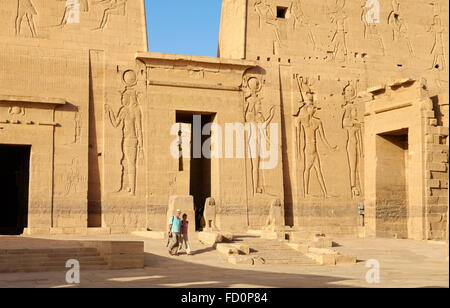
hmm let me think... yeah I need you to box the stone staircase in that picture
[226,235,318,265]
[0,247,109,273]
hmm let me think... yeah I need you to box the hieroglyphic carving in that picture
[8,106,25,116]
[342,82,364,198]
[387,0,415,56]
[105,69,143,195]
[361,0,385,55]
[72,106,82,144]
[93,0,127,30]
[254,0,282,54]
[290,0,316,50]
[327,0,348,61]
[293,76,337,198]
[427,3,446,71]
[243,75,275,195]
[15,0,38,37]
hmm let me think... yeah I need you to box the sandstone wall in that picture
[219,0,449,238]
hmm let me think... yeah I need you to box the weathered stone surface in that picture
[228,256,255,265]
[132,231,166,240]
[0,0,447,244]
[216,243,239,256]
[80,241,145,270]
[336,255,357,265]
[287,243,310,254]
[198,232,223,247]
[232,243,251,255]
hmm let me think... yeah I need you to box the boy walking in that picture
[180,214,192,255]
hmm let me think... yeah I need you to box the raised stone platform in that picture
[0,236,144,273]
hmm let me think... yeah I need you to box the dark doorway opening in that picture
[0,145,30,235]
[176,112,213,231]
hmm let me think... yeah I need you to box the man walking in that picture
[168,209,182,256]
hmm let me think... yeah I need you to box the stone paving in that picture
[0,235,448,288]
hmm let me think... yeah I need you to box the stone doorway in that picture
[176,112,213,231]
[0,144,30,235]
[375,129,409,239]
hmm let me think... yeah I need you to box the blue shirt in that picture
[169,216,182,233]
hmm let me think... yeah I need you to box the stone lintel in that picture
[136,52,257,69]
[0,94,66,106]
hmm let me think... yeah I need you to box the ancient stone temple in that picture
[0,0,448,241]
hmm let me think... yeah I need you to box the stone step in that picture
[0,257,107,265]
[0,247,109,273]
[0,248,97,255]
[0,264,110,273]
[0,254,102,263]
[225,237,318,266]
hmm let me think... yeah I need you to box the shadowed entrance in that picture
[176,112,213,231]
[0,145,30,235]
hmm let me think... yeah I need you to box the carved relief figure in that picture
[388,0,415,56]
[105,70,143,195]
[56,0,89,27]
[327,0,348,61]
[290,0,316,50]
[387,0,400,24]
[342,82,364,198]
[361,0,385,55]
[15,0,38,37]
[427,13,446,71]
[65,158,83,195]
[254,0,282,53]
[93,0,127,30]
[243,76,275,195]
[293,76,337,198]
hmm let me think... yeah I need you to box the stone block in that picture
[216,244,239,256]
[336,255,357,265]
[433,152,449,163]
[320,254,337,265]
[438,126,449,137]
[87,228,111,235]
[427,162,448,172]
[132,231,166,239]
[80,241,145,270]
[22,228,51,235]
[228,256,254,265]
[260,230,279,240]
[198,231,223,246]
[231,243,250,255]
[287,243,310,254]
[308,248,337,255]
[247,230,263,236]
[427,179,441,189]
[312,237,333,248]
[290,231,323,242]
[221,232,234,242]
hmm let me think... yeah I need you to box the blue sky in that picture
[145,0,222,57]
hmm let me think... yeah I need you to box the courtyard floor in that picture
[0,234,448,288]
